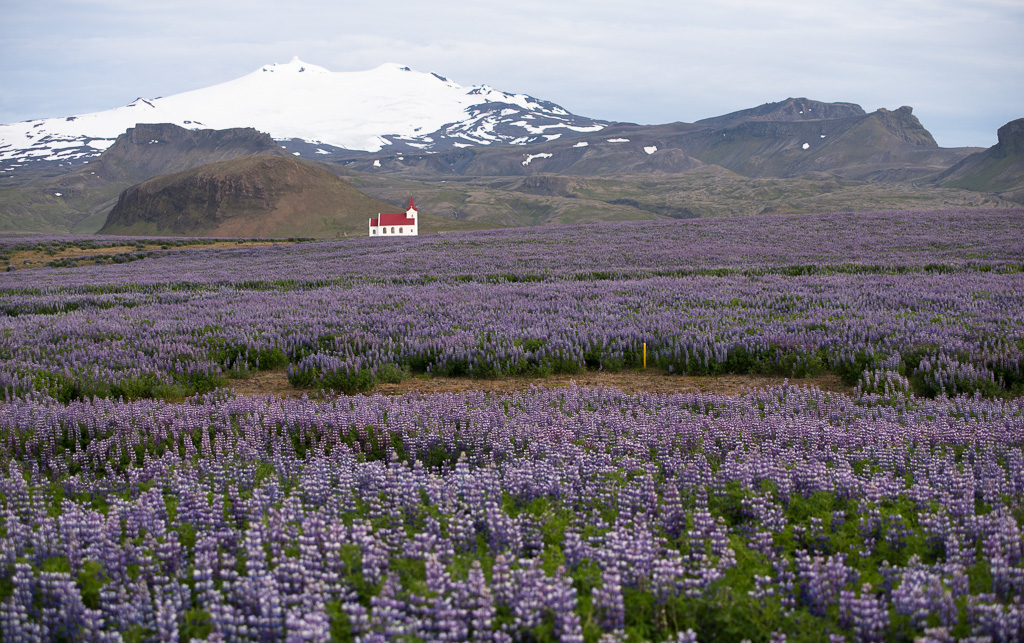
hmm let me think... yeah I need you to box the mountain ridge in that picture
[694,97,866,128]
[0,58,607,177]
[331,103,974,181]
[0,59,997,188]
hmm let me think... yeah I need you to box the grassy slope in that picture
[940,155,1024,201]
[0,181,123,233]
[345,166,1017,226]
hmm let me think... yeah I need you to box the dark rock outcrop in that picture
[92,123,289,184]
[993,118,1024,157]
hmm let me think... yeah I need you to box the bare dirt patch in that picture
[6,240,296,270]
[223,368,853,399]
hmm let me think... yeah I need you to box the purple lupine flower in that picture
[839,583,889,642]
[592,567,625,630]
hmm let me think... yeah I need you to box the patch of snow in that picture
[293,151,301,156]
[522,152,553,166]
[644,146,658,155]
[54,192,62,197]
[802,143,810,150]
[820,134,826,138]
[573,141,589,148]
[607,138,629,143]
[373,159,381,167]
[316,148,330,154]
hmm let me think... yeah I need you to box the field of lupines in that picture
[1,208,1023,641]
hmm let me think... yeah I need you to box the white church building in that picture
[369,198,419,237]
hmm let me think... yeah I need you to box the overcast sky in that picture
[2,0,1021,148]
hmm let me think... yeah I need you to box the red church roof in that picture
[370,198,417,227]
[370,212,415,227]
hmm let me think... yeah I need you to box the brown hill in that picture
[99,154,484,237]
[0,123,290,233]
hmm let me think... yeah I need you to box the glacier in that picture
[0,58,607,176]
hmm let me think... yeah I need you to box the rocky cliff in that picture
[92,123,289,184]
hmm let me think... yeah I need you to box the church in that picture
[369,198,418,237]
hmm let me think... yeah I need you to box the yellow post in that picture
[643,343,647,369]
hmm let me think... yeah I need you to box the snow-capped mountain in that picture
[0,58,607,176]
